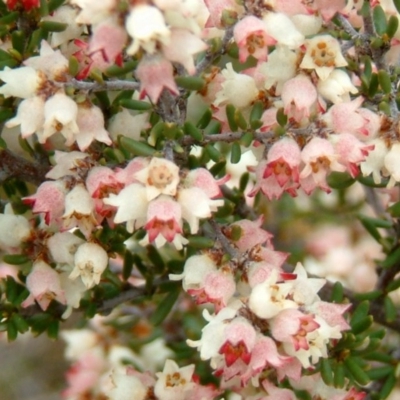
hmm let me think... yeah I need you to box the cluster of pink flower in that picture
[61,326,221,400]
[169,217,364,399]
[0,0,397,398]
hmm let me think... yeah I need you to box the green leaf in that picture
[386,15,399,38]
[388,201,400,217]
[250,101,264,122]
[119,98,152,111]
[47,319,59,339]
[105,60,137,77]
[48,0,65,13]
[196,108,212,129]
[330,281,344,303]
[384,295,397,322]
[380,247,400,269]
[175,76,205,91]
[358,214,382,242]
[183,121,203,141]
[380,373,396,400]
[39,21,68,32]
[378,70,392,94]
[367,365,393,380]
[350,315,373,335]
[368,73,379,97]
[150,288,180,326]
[334,362,345,388]
[230,142,241,164]
[327,172,355,189]
[373,5,388,35]
[120,137,155,157]
[239,132,253,147]
[0,11,19,25]
[205,144,222,162]
[3,254,30,265]
[386,277,400,292]
[350,301,369,325]
[204,120,221,135]
[11,30,25,55]
[146,246,165,274]
[276,107,287,127]
[7,319,18,342]
[344,357,370,385]
[226,104,238,131]
[122,250,134,281]
[11,314,29,334]
[394,0,400,14]
[320,358,333,385]
[235,109,247,130]
[354,290,382,301]
[187,236,215,249]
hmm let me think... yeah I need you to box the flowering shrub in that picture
[1,0,400,399]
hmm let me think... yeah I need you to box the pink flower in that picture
[228,216,272,252]
[332,133,374,178]
[162,28,207,75]
[75,103,112,150]
[300,137,345,194]
[22,260,66,311]
[234,16,273,63]
[23,180,67,225]
[271,309,320,351]
[258,138,302,194]
[140,196,188,250]
[281,75,318,122]
[136,54,179,103]
[323,97,380,139]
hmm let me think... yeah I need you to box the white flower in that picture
[178,187,224,234]
[108,108,149,142]
[103,183,148,233]
[154,359,195,400]
[0,205,31,250]
[259,46,297,94]
[361,138,388,184]
[24,40,68,80]
[0,66,40,98]
[42,92,79,144]
[69,242,108,288]
[248,270,297,319]
[126,4,170,55]
[6,96,45,138]
[46,151,89,180]
[214,63,258,109]
[134,157,180,201]
[384,142,400,188]
[263,12,304,49]
[106,371,147,400]
[47,232,85,265]
[62,184,97,237]
[300,35,347,81]
[317,69,358,104]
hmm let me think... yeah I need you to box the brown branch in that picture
[0,149,50,186]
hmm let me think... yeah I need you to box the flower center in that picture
[148,165,174,189]
[246,33,265,54]
[166,372,186,387]
[310,41,336,68]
